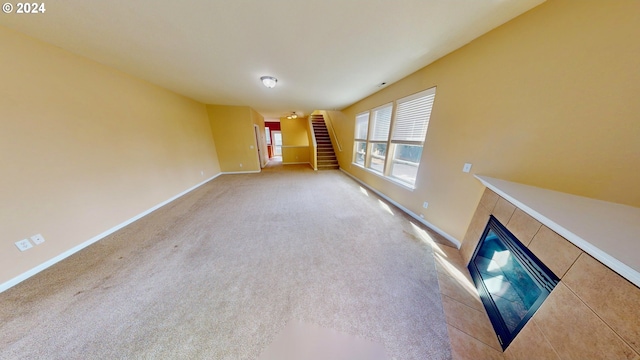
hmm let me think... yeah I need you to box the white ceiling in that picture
[1,0,544,119]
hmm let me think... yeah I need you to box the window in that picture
[351,87,436,188]
[389,88,436,186]
[367,104,392,173]
[353,112,369,166]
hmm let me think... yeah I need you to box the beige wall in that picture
[337,0,640,243]
[250,108,268,168]
[206,105,260,172]
[0,26,220,286]
[280,116,310,146]
[280,116,310,164]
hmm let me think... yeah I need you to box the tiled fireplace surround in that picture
[436,188,640,359]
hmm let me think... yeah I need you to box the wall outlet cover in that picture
[31,234,45,245]
[15,239,33,251]
[423,201,429,209]
[463,163,472,173]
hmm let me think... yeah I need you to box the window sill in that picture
[351,163,416,191]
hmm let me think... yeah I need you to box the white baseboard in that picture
[221,170,261,174]
[340,169,461,248]
[0,173,222,293]
[282,162,311,165]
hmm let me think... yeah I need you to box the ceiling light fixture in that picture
[260,76,277,88]
[286,112,298,119]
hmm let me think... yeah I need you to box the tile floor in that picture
[430,241,505,360]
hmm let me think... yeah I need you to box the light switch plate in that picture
[463,163,472,173]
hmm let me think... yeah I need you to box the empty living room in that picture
[1,1,639,359]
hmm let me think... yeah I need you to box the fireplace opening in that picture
[468,215,559,350]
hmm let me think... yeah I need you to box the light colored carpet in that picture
[0,164,452,359]
[257,321,388,360]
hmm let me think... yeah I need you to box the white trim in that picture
[475,175,640,288]
[221,170,261,175]
[341,169,460,248]
[308,116,318,171]
[351,162,416,191]
[0,173,222,294]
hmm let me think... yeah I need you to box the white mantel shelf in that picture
[475,175,640,288]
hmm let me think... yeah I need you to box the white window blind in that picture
[355,112,369,140]
[370,104,393,141]
[392,89,436,142]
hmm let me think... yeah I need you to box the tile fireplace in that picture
[468,215,558,350]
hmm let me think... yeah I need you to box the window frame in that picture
[387,88,436,187]
[353,111,370,167]
[351,87,436,189]
[366,103,393,174]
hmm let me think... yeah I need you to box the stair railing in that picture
[320,111,342,152]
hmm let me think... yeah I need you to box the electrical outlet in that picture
[463,163,472,173]
[200,170,204,176]
[239,163,243,167]
[423,201,429,209]
[15,239,33,251]
[31,234,45,245]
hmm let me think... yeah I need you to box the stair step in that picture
[311,114,338,170]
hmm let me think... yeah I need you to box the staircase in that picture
[311,114,339,170]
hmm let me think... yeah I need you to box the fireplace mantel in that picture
[475,175,640,288]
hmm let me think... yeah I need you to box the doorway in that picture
[272,131,282,156]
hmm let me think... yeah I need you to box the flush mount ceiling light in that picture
[286,112,298,119]
[260,76,277,88]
